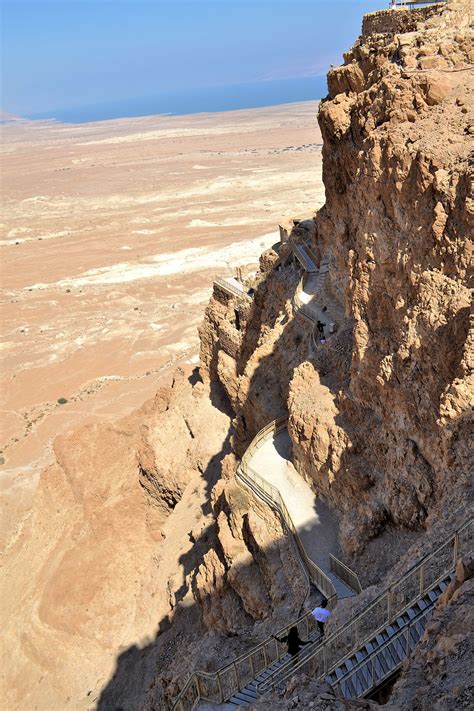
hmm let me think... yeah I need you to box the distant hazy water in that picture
[27,76,328,124]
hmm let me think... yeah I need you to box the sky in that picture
[1,0,382,119]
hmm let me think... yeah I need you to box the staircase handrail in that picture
[390,1,444,7]
[213,277,251,301]
[239,461,337,603]
[238,418,337,603]
[170,600,319,710]
[330,602,433,696]
[257,515,473,697]
[170,418,336,711]
[293,244,317,273]
[330,554,363,595]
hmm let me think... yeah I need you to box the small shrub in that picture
[57,397,68,405]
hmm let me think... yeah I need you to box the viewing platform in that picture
[213,276,251,301]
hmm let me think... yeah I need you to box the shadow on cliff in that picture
[233,243,313,446]
[96,363,313,710]
[94,521,310,711]
[96,227,353,711]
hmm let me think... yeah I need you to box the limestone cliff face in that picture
[295,0,473,551]
[201,0,473,555]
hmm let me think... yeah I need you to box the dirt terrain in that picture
[0,101,324,548]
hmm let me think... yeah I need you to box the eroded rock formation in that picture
[2,2,472,710]
[201,0,473,557]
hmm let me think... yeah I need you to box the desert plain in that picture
[1,100,324,710]
[1,100,323,549]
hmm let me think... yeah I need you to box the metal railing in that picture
[390,0,444,6]
[171,418,342,711]
[331,602,432,698]
[256,516,473,698]
[293,244,317,273]
[170,604,321,711]
[330,554,363,595]
[238,419,337,603]
[292,250,329,326]
[213,277,251,301]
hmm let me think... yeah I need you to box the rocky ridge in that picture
[201,0,473,555]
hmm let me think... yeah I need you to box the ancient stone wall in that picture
[362,5,443,37]
[218,325,242,360]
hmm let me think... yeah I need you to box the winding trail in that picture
[246,427,353,599]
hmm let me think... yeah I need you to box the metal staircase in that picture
[226,623,323,707]
[327,578,449,699]
[225,575,449,706]
[293,244,317,273]
[256,576,452,704]
[294,256,329,326]
[171,517,471,710]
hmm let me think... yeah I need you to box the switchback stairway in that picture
[231,575,451,705]
[171,517,472,710]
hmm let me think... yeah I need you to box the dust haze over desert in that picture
[1,103,323,541]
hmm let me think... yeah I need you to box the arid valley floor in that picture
[1,101,324,549]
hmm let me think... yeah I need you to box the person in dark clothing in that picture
[272,626,310,661]
[316,320,326,344]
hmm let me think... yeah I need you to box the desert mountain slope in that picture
[1,1,473,710]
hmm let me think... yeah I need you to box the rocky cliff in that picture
[2,2,472,710]
[194,2,473,704]
[1,363,309,710]
[106,2,473,707]
[201,0,473,557]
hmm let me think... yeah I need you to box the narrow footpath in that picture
[248,428,353,598]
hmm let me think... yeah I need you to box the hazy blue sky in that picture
[1,0,381,118]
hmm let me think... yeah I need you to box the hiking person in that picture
[272,626,310,661]
[316,320,326,344]
[311,599,331,637]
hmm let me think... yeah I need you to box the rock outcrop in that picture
[114,3,474,706]
[1,369,232,709]
[201,0,473,558]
